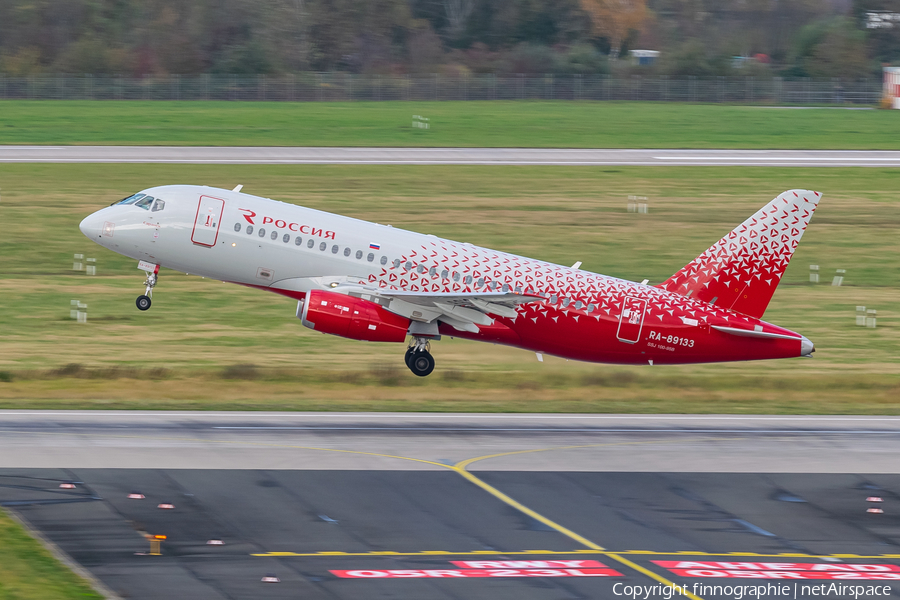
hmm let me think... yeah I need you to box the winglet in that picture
[659,190,821,319]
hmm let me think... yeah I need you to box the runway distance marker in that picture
[452,560,608,568]
[655,561,900,581]
[331,568,623,579]
[668,570,900,580]
[654,561,900,572]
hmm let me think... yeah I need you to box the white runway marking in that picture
[2,147,900,166]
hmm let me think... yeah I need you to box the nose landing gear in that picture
[136,261,159,311]
[405,338,435,377]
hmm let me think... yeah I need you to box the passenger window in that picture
[134,196,154,210]
[393,259,401,268]
[550,295,558,303]
[587,303,595,313]
[476,278,484,287]
[464,275,473,284]
[234,223,242,233]
[502,283,509,292]
[259,228,266,238]
[344,247,351,257]
[417,265,425,274]
[271,231,278,240]
[381,256,388,265]
[332,245,339,254]
[307,239,315,248]
[295,236,303,246]
[367,253,375,262]
[441,269,449,279]
[562,298,570,307]
[429,267,436,277]
[356,250,363,259]
[151,199,165,212]
[283,233,290,243]
[405,262,412,271]
[514,286,522,293]
[453,272,460,282]
[320,242,327,251]
[246,225,254,235]
[575,301,584,310]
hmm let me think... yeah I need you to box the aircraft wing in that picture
[357,289,545,333]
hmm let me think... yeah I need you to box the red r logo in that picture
[238,208,256,224]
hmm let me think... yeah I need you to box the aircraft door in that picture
[191,196,225,247]
[616,296,647,344]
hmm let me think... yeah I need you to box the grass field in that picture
[0,509,102,599]
[0,163,897,413]
[1,101,899,148]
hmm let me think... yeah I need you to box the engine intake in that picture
[299,289,410,343]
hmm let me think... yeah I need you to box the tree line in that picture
[0,0,896,79]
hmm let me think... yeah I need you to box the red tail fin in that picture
[659,189,821,319]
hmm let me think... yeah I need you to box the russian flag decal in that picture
[369,243,381,250]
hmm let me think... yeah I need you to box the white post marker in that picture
[809,264,819,283]
[86,257,96,276]
[76,302,87,323]
[832,269,845,286]
[866,309,877,329]
[628,195,647,214]
[856,306,866,326]
[73,253,84,271]
[70,300,79,320]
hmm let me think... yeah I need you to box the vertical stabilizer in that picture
[659,189,821,319]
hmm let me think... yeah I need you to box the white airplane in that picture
[80,185,817,376]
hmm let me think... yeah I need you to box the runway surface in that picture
[4,411,900,471]
[3,146,900,166]
[3,412,900,600]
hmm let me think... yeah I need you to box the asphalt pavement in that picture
[2,146,900,166]
[2,412,900,599]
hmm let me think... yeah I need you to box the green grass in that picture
[0,163,897,413]
[0,510,102,599]
[1,100,899,148]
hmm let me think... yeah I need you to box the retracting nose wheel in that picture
[405,338,435,377]
[136,262,159,311]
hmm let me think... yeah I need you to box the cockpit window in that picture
[114,193,145,206]
[151,199,165,212]
[134,196,155,210]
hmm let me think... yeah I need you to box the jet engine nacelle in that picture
[299,289,410,343]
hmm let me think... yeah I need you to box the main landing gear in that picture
[405,338,435,377]
[136,268,158,311]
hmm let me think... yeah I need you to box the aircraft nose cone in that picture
[79,214,99,239]
[800,336,815,357]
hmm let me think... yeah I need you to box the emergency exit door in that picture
[191,196,225,247]
[616,296,647,344]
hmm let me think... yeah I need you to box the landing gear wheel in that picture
[408,351,435,377]
[136,295,152,311]
[404,347,416,369]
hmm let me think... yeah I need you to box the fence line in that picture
[0,74,882,104]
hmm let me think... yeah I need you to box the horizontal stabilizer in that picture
[659,189,821,319]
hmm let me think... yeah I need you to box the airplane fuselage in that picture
[80,185,813,368]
